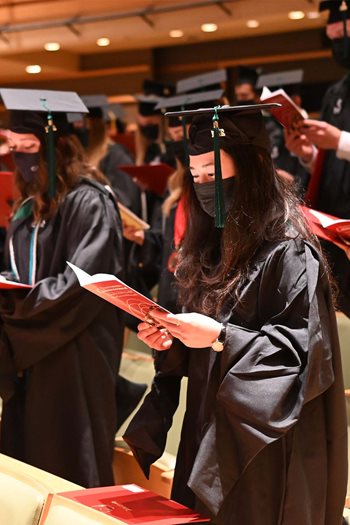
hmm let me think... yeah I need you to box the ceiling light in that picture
[246,19,260,29]
[96,37,110,47]
[44,42,60,51]
[201,23,218,33]
[307,11,321,19]
[25,65,41,74]
[288,11,305,20]
[169,29,184,38]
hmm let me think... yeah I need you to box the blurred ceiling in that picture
[0,0,328,81]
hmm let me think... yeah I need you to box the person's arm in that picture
[336,130,350,161]
[0,187,124,372]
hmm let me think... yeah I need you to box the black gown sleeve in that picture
[187,240,343,515]
[0,187,123,372]
[123,340,188,477]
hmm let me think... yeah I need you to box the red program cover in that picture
[261,93,304,130]
[119,164,174,197]
[58,484,210,524]
[301,205,350,252]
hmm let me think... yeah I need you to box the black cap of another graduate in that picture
[81,94,109,119]
[256,69,304,97]
[0,88,88,197]
[137,80,175,116]
[156,89,224,127]
[236,66,259,88]
[2,88,88,139]
[176,69,227,94]
[320,0,350,23]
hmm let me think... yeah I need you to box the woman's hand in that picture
[284,127,314,163]
[122,225,145,245]
[137,322,174,351]
[145,309,222,349]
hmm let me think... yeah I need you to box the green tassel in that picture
[181,103,189,167]
[40,98,57,198]
[212,106,225,228]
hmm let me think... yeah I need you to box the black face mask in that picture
[331,37,350,69]
[193,178,236,218]
[13,151,40,183]
[140,124,159,141]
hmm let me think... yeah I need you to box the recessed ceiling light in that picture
[288,11,305,20]
[201,23,218,33]
[96,37,110,47]
[44,42,60,51]
[246,19,260,28]
[307,11,321,19]
[169,29,184,38]
[25,65,41,74]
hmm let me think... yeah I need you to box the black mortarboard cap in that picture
[0,88,88,197]
[320,0,350,23]
[81,94,109,119]
[156,89,224,126]
[256,69,304,97]
[176,69,227,94]
[143,79,174,97]
[236,66,259,87]
[165,103,279,228]
[136,94,163,117]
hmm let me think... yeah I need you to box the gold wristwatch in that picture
[211,323,227,352]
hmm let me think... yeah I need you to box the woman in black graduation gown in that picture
[124,106,348,524]
[0,91,125,487]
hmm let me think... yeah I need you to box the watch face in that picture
[211,340,224,352]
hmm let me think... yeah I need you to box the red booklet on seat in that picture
[54,484,210,524]
[119,164,174,197]
[301,205,350,253]
[67,262,170,324]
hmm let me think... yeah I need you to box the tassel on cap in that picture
[211,106,225,229]
[40,98,57,198]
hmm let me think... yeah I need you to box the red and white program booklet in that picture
[0,275,32,290]
[52,484,210,524]
[260,86,305,130]
[67,262,170,323]
[301,205,350,253]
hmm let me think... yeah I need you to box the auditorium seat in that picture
[0,454,82,525]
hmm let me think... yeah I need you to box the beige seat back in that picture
[0,467,48,525]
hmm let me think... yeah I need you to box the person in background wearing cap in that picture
[124,105,347,524]
[234,66,310,195]
[0,89,125,487]
[286,0,350,318]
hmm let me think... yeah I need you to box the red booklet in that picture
[260,86,305,130]
[112,133,136,157]
[53,484,210,524]
[301,205,350,253]
[119,164,174,197]
[0,276,32,289]
[0,171,18,228]
[67,262,170,323]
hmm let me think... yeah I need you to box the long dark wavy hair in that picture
[175,143,321,317]
[13,134,108,222]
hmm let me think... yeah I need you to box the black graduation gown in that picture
[124,238,348,525]
[99,143,141,215]
[0,178,125,487]
[314,74,350,315]
[264,116,309,196]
